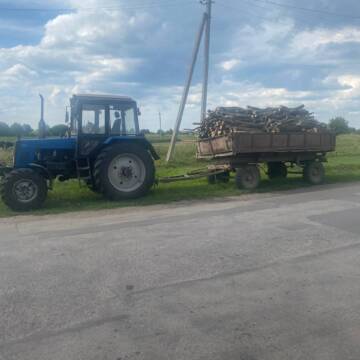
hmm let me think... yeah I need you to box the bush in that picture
[49,124,68,137]
[0,122,11,137]
[328,117,349,135]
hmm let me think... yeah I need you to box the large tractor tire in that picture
[1,168,48,211]
[93,143,155,200]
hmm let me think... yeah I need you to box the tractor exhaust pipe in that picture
[38,94,46,139]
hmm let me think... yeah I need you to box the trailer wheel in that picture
[94,143,155,200]
[1,169,48,211]
[235,165,260,190]
[303,161,325,185]
[267,162,287,179]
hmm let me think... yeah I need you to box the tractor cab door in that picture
[77,103,108,158]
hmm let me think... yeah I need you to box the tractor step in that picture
[76,158,92,186]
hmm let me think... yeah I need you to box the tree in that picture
[10,123,24,137]
[328,117,349,135]
[22,124,33,136]
[0,122,10,137]
[49,124,68,137]
[140,129,151,135]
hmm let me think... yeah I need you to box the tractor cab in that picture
[69,94,142,158]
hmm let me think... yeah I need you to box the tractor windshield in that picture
[81,104,106,134]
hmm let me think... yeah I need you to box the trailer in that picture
[195,132,336,189]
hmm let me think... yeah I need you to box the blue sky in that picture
[0,0,360,130]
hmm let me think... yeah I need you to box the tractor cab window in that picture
[110,104,137,136]
[81,104,106,134]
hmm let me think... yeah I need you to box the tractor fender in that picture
[29,163,54,189]
[147,142,160,160]
[104,138,160,160]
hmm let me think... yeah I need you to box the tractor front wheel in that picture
[1,169,48,211]
[94,144,155,200]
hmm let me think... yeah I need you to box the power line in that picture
[221,1,312,27]
[0,0,195,13]
[247,0,360,20]
[221,0,359,28]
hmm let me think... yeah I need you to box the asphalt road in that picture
[1,183,360,360]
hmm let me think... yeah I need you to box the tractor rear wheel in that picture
[93,144,155,200]
[1,168,48,211]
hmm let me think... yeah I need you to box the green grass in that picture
[0,134,360,217]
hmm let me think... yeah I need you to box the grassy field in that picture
[0,134,359,217]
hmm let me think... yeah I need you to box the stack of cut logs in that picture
[196,105,327,139]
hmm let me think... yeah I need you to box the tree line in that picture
[0,117,358,138]
[0,122,68,137]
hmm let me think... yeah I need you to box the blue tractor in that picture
[0,94,159,211]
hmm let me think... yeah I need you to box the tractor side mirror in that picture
[137,108,141,116]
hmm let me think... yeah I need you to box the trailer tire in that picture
[94,143,155,200]
[303,161,325,185]
[1,168,48,211]
[235,165,260,190]
[268,162,287,179]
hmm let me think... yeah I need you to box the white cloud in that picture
[222,19,360,66]
[219,59,241,71]
[1,1,360,130]
[0,3,163,126]
[292,27,360,52]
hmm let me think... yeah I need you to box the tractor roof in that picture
[72,94,136,103]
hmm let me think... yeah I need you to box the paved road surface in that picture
[1,183,360,360]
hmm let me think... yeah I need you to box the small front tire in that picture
[303,161,325,185]
[235,165,260,190]
[1,169,48,211]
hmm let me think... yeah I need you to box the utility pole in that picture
[158,111,162,136]
[201,0,212,123]
[166,0,212,162]
[38,94,46,139]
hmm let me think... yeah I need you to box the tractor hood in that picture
[14,137,77,168]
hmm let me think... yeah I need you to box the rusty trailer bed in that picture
[197,132,336,159]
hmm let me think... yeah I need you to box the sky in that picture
[0,0,360,131]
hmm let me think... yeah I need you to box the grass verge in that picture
[0,134,359,217]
